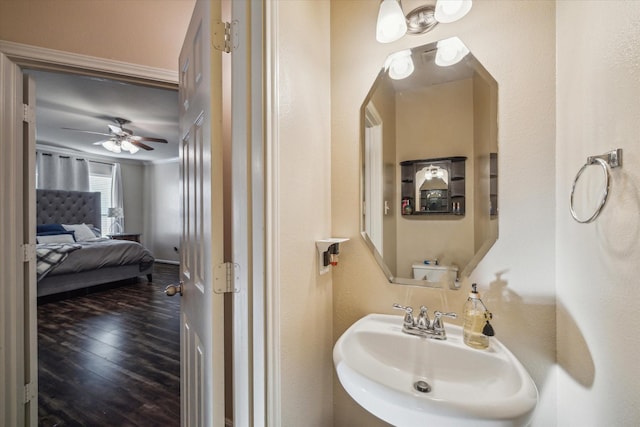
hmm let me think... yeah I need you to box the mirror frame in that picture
[359,39,499,289]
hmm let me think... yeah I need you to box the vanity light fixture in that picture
[435,36,469,66]
[386,49,415,80]
[376,0,473,44]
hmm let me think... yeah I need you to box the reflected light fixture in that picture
[386,49,415,80]
[376,0,473,43]
[435,36,470,66]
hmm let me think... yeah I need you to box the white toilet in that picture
[412,263,458,283]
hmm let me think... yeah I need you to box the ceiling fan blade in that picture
[107,124,126,136]
[132,136,168,144]
[62,127,112,137]
[129,140,154,151]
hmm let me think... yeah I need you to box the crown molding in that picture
[0,40,178,86]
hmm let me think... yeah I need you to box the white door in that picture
[0,53,38,427]
[177,0,226,425]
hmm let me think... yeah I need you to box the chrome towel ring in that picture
[570,149,622,223]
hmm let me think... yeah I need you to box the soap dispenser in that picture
[462,283,494,349]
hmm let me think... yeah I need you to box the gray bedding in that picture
[44,238,154,277]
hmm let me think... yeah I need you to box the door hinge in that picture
[24,383,35,404]
[212,20,239,53]
[214,262,240,294]
[21,243,36,263]
[22,103,35,123]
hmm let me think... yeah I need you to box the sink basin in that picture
[333,314,538,427]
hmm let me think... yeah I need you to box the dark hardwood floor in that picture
[38,263,181,427]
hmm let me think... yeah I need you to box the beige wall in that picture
[331,1,557,426]
[275,0,333,425]
[0,0,194,72]
[556,2,640,425]
[395,79,475,277]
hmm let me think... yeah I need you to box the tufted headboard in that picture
[36,189,102,231]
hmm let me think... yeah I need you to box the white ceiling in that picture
[26,69,179,163]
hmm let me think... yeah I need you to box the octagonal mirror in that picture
[360,38,498,289]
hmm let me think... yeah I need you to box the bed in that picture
[36,189,154,297]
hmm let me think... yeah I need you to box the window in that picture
[88,162,114,236]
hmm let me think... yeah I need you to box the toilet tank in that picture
[412,263,458,282]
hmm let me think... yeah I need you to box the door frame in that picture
[0,38,268,425]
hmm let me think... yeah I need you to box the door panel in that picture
[179,0,226,426]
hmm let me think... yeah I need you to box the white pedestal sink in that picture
[333,314,538,427]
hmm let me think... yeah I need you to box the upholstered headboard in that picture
[36,189,102,231]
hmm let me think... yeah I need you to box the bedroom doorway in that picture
[29,70,183,425]
[2,42,185,426]
[1,0,266,424]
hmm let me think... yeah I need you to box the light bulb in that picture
[434,0,472,24]
[387,49,415,80]
[376,0,407,43]
[435,37,470,67]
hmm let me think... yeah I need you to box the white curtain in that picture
[36,151,90,191]
[111,163,125,232]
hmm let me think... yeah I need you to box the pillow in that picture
[83,223,102,237]
[36,223,66,234]
[37,230,76,240]
[37,233,76,244]
[62,223,97,242]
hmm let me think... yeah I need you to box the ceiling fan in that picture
[63,117,168,154]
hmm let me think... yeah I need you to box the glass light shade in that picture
[435,37,470,67]
[434,0,472,24]
[121,139,133,151]
[376,0,408,43]
[102,139,120,153]
[387,49,415,80]
[119,139,140,154]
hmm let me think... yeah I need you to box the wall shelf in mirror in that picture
[400,156,466,216]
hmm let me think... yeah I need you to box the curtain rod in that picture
[39,152,114,166]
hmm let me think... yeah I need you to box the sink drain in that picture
[414,380,431,393]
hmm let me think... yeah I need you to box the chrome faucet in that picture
[392,303,457,340]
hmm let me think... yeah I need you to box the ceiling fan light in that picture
[102,139,117,152]
[121,139,133,151]
[128,144,140,154]
[434,0,472,24]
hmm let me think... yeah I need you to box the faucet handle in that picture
[432,311,457,331]
[392,303,415,327]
